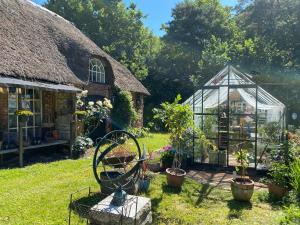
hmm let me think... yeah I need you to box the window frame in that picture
[89,58,106,84]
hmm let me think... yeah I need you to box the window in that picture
[89,59,105,83]
[7,88,42,146]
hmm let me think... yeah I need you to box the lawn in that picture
[0,133,284,225]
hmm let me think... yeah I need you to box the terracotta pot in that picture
[268,183,288,198]
[52,130,60,140]
[231,178,254,202]
[166,168,186,188]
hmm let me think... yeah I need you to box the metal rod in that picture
[255,85,258,169]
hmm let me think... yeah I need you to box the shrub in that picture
[160,145,176,168]
[72,136,94,154]
[290,159,300,197]
[281,205,300,225]
[128,127,151,138]
[268,162,290,189]
[111,90,137,129]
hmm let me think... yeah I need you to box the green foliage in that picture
[153,94,193,144]
[72,135,93,153]
[111,90,137,129]
[281,205,300,225]
[290,159,300,197]
[268,162,290,189]
[128,127,151,138]
[75,90,112,136]
[45,0,160,80]
[160,149,175,168]
[234,148,249,179]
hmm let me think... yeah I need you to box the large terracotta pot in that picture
[231,178,254,202]
[166,168,186,188]
[268,183,288,198]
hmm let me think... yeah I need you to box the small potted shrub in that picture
[153,95,193,188]
[72,135,93,159]
[267,162,289,198]
[15,109,33,123]
[231,148,254,201]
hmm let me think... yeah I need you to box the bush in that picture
[128,127,151,138]
[111,90,137,129]
[160,145,176,168]
[268,162,290,189]
[290,159,300,197]
[72,136,94,154]
[281,205,300,225]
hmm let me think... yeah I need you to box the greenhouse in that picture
[185,65,286,170]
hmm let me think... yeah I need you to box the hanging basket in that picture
[18,115,29,124]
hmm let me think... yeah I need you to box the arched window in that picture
[89,59,105,83]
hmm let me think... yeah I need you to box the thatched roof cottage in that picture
[0,0,149,157]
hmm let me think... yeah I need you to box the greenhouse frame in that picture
[185,65,286,170]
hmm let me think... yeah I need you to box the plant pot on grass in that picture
[268,183,288,198]
[230,146,254,202]
[166,168,186,188]
[231,178,254,201]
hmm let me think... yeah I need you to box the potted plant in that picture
[231,147,254,201]
[266,162,289,198]
[153,95,193,188]
[72,135,93,159]
[138,161,154,192]
[160,145,175,170]
[15,109,33,123]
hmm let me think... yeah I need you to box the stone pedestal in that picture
[89,194,152,225]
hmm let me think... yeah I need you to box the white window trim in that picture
[89,59,105,84]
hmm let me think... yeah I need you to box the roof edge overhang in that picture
[0,77,82,93]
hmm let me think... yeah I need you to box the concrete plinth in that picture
[89,194,152,225]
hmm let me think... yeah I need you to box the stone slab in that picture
[89,194,152,225]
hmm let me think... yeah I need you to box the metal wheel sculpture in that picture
[93,130,144,200]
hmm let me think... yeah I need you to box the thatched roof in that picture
[0,0,149,95]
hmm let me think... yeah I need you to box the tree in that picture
[45,0,160,80]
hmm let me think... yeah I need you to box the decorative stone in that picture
[89,194,152,225]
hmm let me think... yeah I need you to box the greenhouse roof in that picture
[185,65,285,112]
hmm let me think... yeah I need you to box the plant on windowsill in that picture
[231,145,254,202]
[15,109,33,123]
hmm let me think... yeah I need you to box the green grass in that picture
[0,133,284,224]
[138,132,170,153]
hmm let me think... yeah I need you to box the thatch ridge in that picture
[0,0,149,94]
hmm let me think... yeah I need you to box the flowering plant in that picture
[75,90,112,136]
[15,109,33,116]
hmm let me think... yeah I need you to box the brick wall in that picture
[86,83,111,98]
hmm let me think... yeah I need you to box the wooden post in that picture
[18,123,24,167]
[70,121,76,159]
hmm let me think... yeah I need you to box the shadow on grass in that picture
[227,199,252,220]
[195,183,216,205]
[257,191,285,209]
[69,192,105,219]
[162,183,182,194]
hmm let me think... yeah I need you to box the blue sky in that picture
[33,0,237,36]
